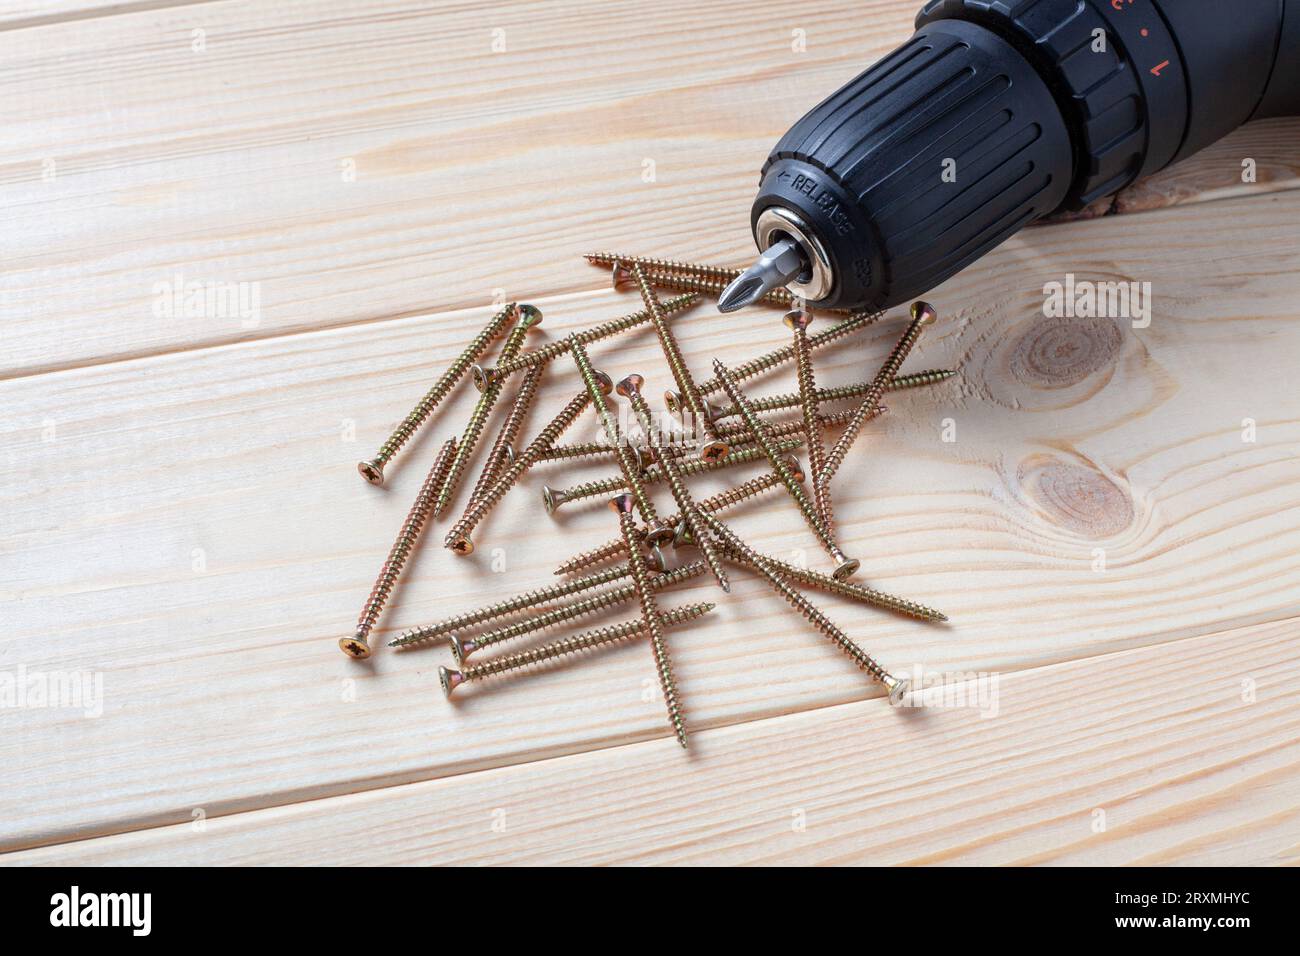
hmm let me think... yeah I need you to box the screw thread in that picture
[365,304,515,475]
[553,470,788,576]
[493,294,698,379]
[570,336,659,524]
[445,389,592,551]
[465,363,544,510]
[713,369,955,420]
[390,561,635,647]
[821,312,932,485]
[469,561,706,655]
[695,311,881,397]
[618,509,688,748]
[586,252,739,281]
[742,548,947,622]
[457,602,716,686]
[348,436,457,653]
[791,320,832,531]
[701,513,896,687]
[549,439,801,509]
[628,264,724,454]
[711,359,856,577]
[433,320,534,517]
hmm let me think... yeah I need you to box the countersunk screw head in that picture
[439,666,465,699]
[517,303,544,328]
[784,454,805,483]
[699,440,730,464]
[610,493,636,515]
[664,390,682,414]
[339,633,372,659]
[645,518,675,546]
[471,363,497,392]
[887,676,912,706]
[782,309,814,331]
[911,300,937,326]
[647,544,668,573]
[615,373,645,398]
[357,459,385,486]
[447,633,478,665]
[448,533,474,556]
[593,371,614,395]
[542,485,567,514]
[672,519,693,549]
[833,558,862,581]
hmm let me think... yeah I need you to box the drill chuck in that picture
[727,0,1300,314]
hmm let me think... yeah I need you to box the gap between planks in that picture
[4,615,1296,865]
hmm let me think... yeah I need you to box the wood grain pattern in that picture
[7,618,1296,865]
[3,190,1298,854]
[1,0,1295,378]
[2,0,1297,866]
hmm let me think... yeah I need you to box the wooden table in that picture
[3,0,1298,866]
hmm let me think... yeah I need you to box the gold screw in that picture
[820,301,937,486]
[444,378,610,554]
[614,264,851,314]
[711,358,859,580]
[389,560,643,648]
[569,337,669,542]
[712,539,947,622]
[710,368,955,420]
[340,436,458,659]
[464,363,544,511]
[439,602,716,698]
[692,310,882,398]
[784,309,833,531]
[618,374,729,592]
[613,494,689,748]
[586,252,738,281]
[448,560,706,663]
[542,438,802,512]
[626,262,729,463]
[484,294,698,384]
[700,512,909,703]
[358,302,516,486]
[551,463,800,575]
[433,307,541,517]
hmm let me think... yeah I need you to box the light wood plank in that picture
[6,618,1296,865]
[3,190,1298,851]
[2,0,1296,378]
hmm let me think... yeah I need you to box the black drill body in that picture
[746,0,1300,312]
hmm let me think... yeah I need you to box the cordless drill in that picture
[719,0,1300,313]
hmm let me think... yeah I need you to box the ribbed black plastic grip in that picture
[755,18,1072,311]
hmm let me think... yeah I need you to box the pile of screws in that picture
[342,253,954,750]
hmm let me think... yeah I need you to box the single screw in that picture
[358,302,515,485]
[626,262,729,463]
[485,293,698,383]
[433,307,541,517]
[712,539,947,622]
[464,363,544,511]
[534,437,662,467]
[440,602,716,698]
[784,309,833,531]
[821,301,937,486]
[586,251,738,281]
[444,377,610,554]
[389,559,642,648]
[700,512,910,703]
[341,436,458,659]
[618,374,729,592]
[613,494,689,748]
[711,358,859,580]
[448,560,706,663]
[542,438,802,512]
[693,310,882,398]
[709,368,955,420]
[569,338,668,541]
[553,460,801,575]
